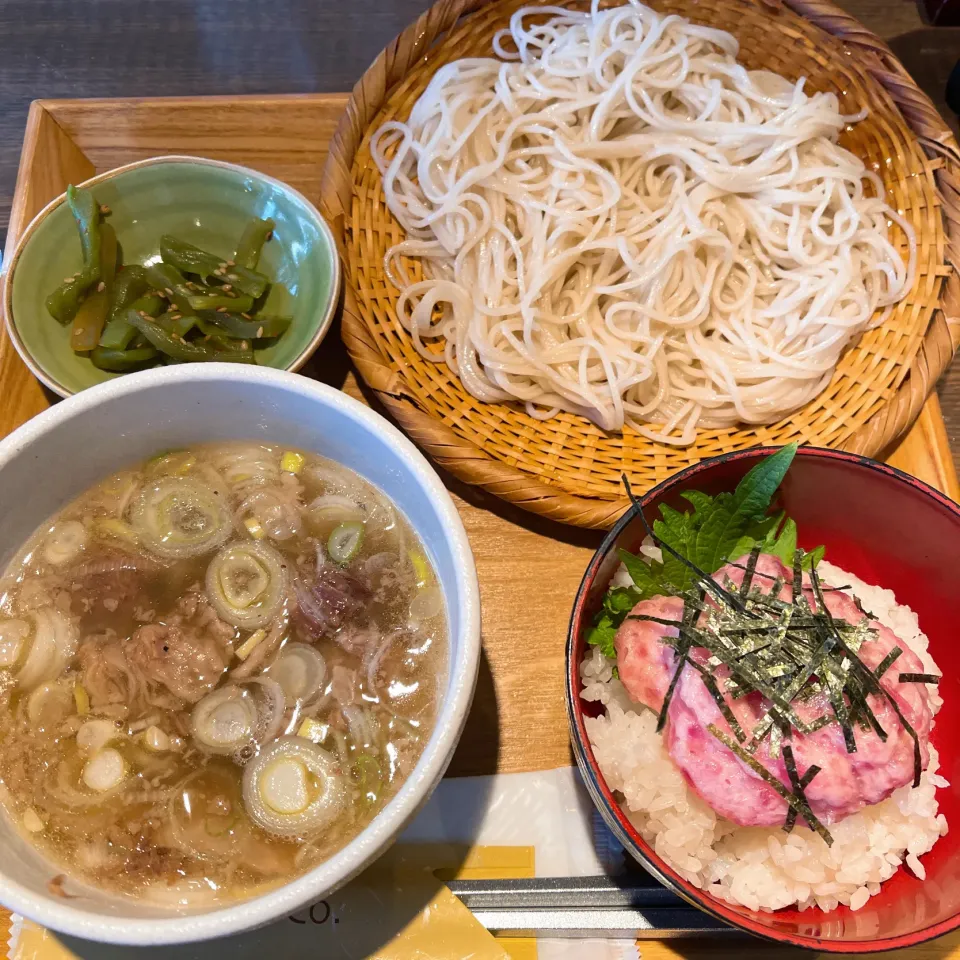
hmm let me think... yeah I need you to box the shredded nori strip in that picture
[899,673,940,684]
[807,569,888,744]
[725,558,846,594]
[708,724,833,846]
[873,647,903,681]
[740,546,761,600]
[653,587,703,734]
[688,657,747,742]
[783,746,821,833]
[823,665,857,753]
[792,549,804,608]
[808,566,920,786]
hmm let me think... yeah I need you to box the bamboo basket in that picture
[320,0,960,529]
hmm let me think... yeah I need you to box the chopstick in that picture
[446,876,740,938]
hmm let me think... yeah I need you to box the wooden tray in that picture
[1,94,959,957]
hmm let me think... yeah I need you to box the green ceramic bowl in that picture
[2,156,341,397]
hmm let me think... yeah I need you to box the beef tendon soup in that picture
[0,443,447,904]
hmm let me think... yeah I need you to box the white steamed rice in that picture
[581,558,949,914]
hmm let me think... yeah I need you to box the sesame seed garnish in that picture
[96,281,106,293]
[226,260,236,267]
[164,287,174,296]
[62,276,73,284]
[256,327,264,338]
[221,284,232,292]
[227,274,239,281]
[170,314,181,321]
[241,313,252,320]
[216,307,228,313]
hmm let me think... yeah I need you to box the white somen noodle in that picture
[371,0,916,445]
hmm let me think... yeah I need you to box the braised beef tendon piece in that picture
[293,547,371,639]
[127,594,236,705]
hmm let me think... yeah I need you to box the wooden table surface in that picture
[0,1,958,957]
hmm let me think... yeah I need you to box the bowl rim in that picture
[0,155,342,398]
[565,445,960,953]
[0,363,480,945]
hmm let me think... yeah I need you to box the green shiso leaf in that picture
[618,443,820,598]
[585,613,617,659]
[586,585,644,657]
[654,505,698,591]
[802,544,826,570]
[679,490,715,514]
[688,443,799,575]
[605,585,643,615]
[767,517,798,565]
[732,443,799,518]
[618,549,669,599]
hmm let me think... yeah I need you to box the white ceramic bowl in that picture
[0,365,481,945]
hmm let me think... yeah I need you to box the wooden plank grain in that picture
[0,102,93,436]
[44,95,348,206]
[887,393,960,501]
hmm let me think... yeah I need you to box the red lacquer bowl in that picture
[566,447,960,951]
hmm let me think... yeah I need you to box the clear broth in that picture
[0,443,446,906]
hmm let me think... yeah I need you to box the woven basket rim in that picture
[320,0,960,530]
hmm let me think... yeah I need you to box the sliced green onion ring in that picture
[0,619,30,670]
[191,678,285,758]
[130,477,232,559]
[27,681,74,732]
[206,540,287,629]
[76,718,121,754]
[409,587,443,626]
[82,748,127,793]
[327,522,364,565]
[306,495,365,533]
[42,520,87,567]
[16,609,78,691]
[266,643,326,703]
[242,736,345,838]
